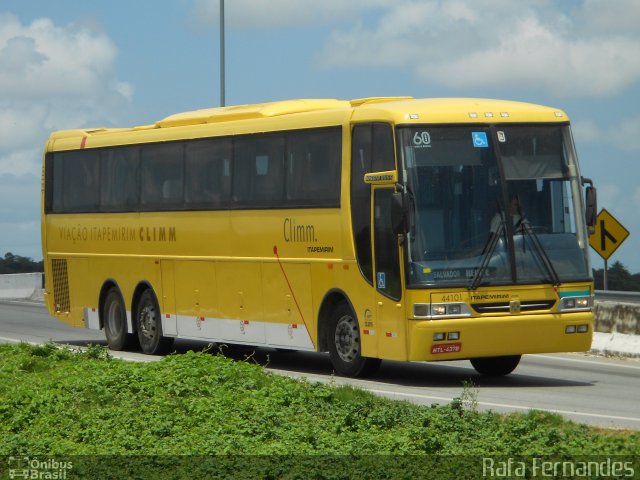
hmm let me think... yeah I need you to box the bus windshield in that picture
[398,125,591,288]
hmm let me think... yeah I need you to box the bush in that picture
[0,343,637,478]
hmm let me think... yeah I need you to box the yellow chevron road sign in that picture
[588,209,629,260]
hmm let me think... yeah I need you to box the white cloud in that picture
[418,23,640,97]
[0,14,132,258]
[0,14,128,100]
[0,106,48,155]
[188,1,640,98]
[0,148,42,177]
[317,0,640,98]
[0,14,132,177]
[571,120,602,147]
[578,0,640,35]
[572,116,640,152]
[597,184,622,210]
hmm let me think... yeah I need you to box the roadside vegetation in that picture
[0,252,43,274]
[0,342,638,478]
[593,261,640,291]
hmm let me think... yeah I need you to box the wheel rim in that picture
[139,302,158,341]
[334,314,360,362]
[106,299,124,336]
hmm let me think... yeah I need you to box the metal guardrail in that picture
[595,290,640,304]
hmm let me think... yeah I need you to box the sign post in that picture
[220,0,225,107]
[588,209,630,290]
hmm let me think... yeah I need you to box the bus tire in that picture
[327,302,381,377]
[470,355,521,376]
[135,289,174,355]
[103,288,137,351]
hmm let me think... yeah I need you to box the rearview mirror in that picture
[583,178,597,234]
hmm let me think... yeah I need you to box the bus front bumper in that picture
[407,312,593,361]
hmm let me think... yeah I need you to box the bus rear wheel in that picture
[470,355,521,376]
[136,289,174,355]
[103,288,137,351]
[327,303,381,377]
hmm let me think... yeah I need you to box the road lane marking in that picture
[367,388,640,424]
[3,334,639,425]
[530,354,640,370]
[0,335,161,363]
[0,335,39,345]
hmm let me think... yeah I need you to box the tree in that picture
[0,252,44,274]
[593,261,640,291]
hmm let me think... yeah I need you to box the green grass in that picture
[0,342,638,478]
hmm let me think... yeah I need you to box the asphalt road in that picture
[1,300,639,430]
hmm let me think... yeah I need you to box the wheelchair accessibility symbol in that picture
[472,132,489,148]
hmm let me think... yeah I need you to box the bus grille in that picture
[51,259,71,313]
[471,300,556,314]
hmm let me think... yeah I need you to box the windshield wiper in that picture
[517,220,561,286]
[468,221,504,290]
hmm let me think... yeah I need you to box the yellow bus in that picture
[41,97,598,377]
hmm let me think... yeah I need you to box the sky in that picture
[1,0,640,273]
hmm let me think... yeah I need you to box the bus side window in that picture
[54,150,100,213]
[233,135,285,207]
[372,123,395,172]
[286,128,341,206]
[100,146,140,212]
[185,138,232,209]
[374,188,401,300]
[140,143,184,211]
[351,124,373,284]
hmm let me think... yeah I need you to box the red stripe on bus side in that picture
[273,245,315,349]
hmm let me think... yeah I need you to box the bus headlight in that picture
[413,303,471,319]
[432,305,447,316]
[575,298,590,308]
[413,304,430,317]
[558,295,592,311]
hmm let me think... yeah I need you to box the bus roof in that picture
[157,97,568,126]
[46,97,569,151]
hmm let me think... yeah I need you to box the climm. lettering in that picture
[283,218,317,243]
[139,227,176,242]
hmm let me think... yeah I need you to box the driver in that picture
[490,194,523,234]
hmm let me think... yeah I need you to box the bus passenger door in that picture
[373,187,407,361]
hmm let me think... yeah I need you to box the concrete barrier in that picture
[0,273,44,301]
[593,301,640,335]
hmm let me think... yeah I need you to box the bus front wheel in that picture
[470,355,521,376]
[136,289,174,355]
[103,288,137,351]
[327,303,381,377]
